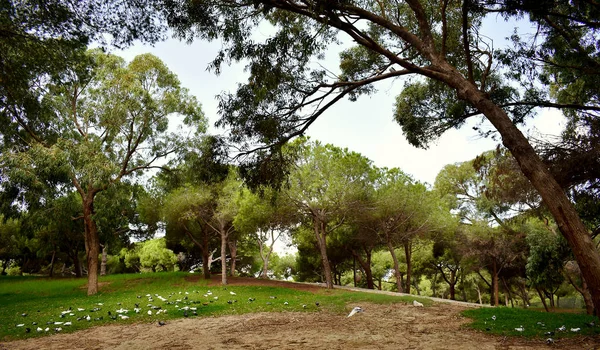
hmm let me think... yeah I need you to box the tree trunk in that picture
[386,237,403,293]
[228,239,237,277]
[49,250,56,278]
[449,269,456,300]
[581,279,594,315]
[536,287,550,312]
[83,197,100,296]
[73,250,82,278]
[314,217,334,289]
[457,80,600,312]
[220,228,228,285]
[100,244,107,276]
[404,240,412,294]
[352,249,374,289]
[492,260,499,306]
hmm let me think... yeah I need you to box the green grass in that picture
[0,272,420,342]
[462,306,600,338]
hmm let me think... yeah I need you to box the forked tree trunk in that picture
[387,238,403,293]
[453,76,600,313]
[352,249,374,289]
[314,217,334,289]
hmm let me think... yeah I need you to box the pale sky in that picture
[114,14,565,187]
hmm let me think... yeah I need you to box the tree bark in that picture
[228,239,237,277]
[49,250,56,277]
[220,227,228,285]
[404,240,412,294]
[386,237,403,293]
[455,78,600,313]
[492,260,499,306]
[83,196,100,295]
[536,287,550,312]
[314,217,334,289]
[351,248,374,289]
[100,243,107,276]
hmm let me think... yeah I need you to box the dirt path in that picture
[2,278,599,349]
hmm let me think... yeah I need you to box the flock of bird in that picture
[14,288,376,335]
[485,314,597,344]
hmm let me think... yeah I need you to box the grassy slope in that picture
[2,273,598,342]
[0,272,422,341]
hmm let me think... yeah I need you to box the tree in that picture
[234,187,294,278]
[372,168,446,293]
[162,0,600,310]
[2,50,206,295]
[284,139,373,288]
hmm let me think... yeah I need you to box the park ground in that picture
[1,277,599,350]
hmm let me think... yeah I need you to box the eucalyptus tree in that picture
[285,139,373,288]
[1,50,206,295]
[161,0,600,309]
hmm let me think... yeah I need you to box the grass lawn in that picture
[462,306,600,339]
[0,272,424,341]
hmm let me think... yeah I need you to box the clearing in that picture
[1,277,598,350]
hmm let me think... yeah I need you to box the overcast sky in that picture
[114,14,565,186]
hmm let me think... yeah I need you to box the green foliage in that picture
[525,220,570,290]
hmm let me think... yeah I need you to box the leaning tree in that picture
[159,0,600,310]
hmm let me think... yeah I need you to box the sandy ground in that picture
[2,278,600,350]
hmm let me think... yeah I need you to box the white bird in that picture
[44,327,50,332]
[491,315,496,321]
[16,324,24,327]
[54,322,63,325]
[515,326,525,332]
[120,315,129,320]
[97,303,103,306]
[36,327,43,332]
[230,291,236,296]
[77,308,85,312]
[134,308,141,313]
[347,306,364,317]
[147,310,152,315]
[85,315,91,321]
[55,327,62,332]
[413,300,424,307]
[284,302,289,305]
[558,325,566,331]
[571,328,581,332]
[64,322,72,326]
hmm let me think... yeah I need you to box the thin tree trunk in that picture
[220,229,228,285]
[457,81,600,312]
[73,250,82,277]
[387,238,403,293]
[404,240,412,294]
[228,239,237,277]
[100,243,108,276]
[352,249,374,289]
[536,287,550,312]
[49,250,56,277]
[492,260,499,306]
